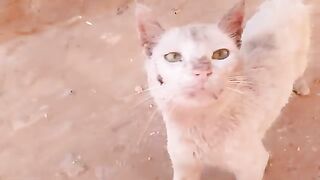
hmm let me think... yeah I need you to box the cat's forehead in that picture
[156,24,234,52]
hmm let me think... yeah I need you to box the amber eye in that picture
[211,48,230,60]
[164,52,183,62]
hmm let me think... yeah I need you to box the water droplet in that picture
[268,162,273,167]
[172,8,181,15]
[85,21,93,26]
[149,132,156,136]
[134,86,143,94]
[63,89,75,96]
[60,153,87,177]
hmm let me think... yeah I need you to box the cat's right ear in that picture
[135,4,164,57]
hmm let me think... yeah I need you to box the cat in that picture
[135,0,311,179]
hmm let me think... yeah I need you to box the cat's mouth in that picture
[185,87,219,100]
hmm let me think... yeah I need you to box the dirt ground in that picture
[0,0,319,179]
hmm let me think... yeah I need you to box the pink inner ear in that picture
[135,3,164,56]
[137,19,163,45]
[218,0,245,47]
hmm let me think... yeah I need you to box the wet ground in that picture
[0,0,319,179]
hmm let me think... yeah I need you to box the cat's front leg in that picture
[171,159,202,180]
[167,139,202,180]
[228,140,269,180]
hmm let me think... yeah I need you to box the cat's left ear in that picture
[135,4,165,57]
[218,0,245,48]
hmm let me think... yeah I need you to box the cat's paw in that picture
[293,78,310,96]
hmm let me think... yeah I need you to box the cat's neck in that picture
[161,92,240,127]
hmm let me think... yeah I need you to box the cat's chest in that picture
[167,108,240,144]
[166,112,242,161]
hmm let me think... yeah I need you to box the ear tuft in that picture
[218,0,245,48]
[135,3,164,56]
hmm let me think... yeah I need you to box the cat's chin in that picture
[186,90,218,100]
[180,97,216,108]
[172,90,220,107]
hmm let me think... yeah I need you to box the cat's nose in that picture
[193,69,213,77]
[192,58,212,77]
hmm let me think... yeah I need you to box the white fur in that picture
[142,0,311,179]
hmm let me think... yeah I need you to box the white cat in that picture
[136,0,311,179]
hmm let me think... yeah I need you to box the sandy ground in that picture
[0,0,320,179]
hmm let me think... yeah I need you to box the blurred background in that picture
[0,0,319,179]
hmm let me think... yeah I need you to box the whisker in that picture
[228,78,250,81]
[228,80,253,83]
[226,87,246,95]
[228,75,248,78]
[141,85,163,94]
[136,108,159,146]
[130,95,154,109]
[227,82,253,89]
[228,81,253,86]
[247,66,266,71]
[135,94,176,148]
[123,85,163,99]
[134,68,182,148]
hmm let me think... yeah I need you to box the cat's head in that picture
[136,1,245,108]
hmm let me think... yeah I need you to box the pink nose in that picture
[193,69,213,77]
[192,57,213,77]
